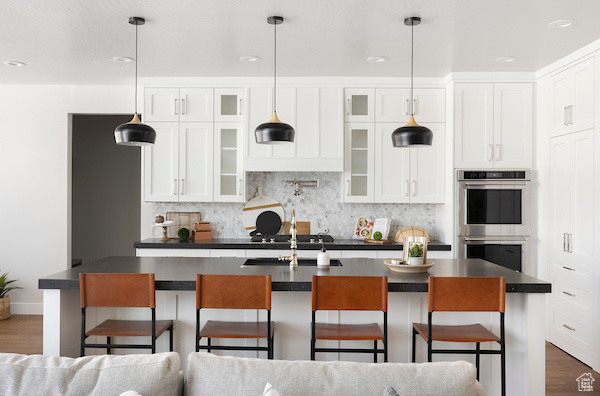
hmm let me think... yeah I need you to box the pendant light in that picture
[114,17,156,146]
[391,17,433,147]
[255,16,295,144]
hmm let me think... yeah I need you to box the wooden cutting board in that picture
[283,221,310,235]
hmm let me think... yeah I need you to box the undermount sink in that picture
[243,258,342,266]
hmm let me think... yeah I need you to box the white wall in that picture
[0,84,134,313]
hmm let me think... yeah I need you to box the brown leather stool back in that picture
[312,276,387,311]
[428,277,506,313]
[80,273,156,308]
[196,274,271,310]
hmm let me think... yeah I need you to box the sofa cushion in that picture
[0,352,183,396]
[186,352,484,396]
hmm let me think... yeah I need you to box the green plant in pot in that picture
[408,244,424,266]
[0,271,22,320]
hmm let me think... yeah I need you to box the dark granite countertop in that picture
[39,256,550,293]
[134,238,451,251]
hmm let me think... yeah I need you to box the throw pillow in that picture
[262,382,282,396]
[383,386,399,396]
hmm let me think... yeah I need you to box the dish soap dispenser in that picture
[317,242,330,269]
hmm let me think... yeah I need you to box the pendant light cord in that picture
[410,20,414,116]
[135,22,139,116]
[273,20,277,114]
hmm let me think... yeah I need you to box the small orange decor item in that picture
[195,222,211,231]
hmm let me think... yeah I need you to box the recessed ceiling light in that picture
[367,56,389,63]
[112,56,135,63]
[548,20,577,28]
[3,60,26,67]
[239,56,261,62]
[495,56,517,63]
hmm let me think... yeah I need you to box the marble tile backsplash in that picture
[153,172,437,240]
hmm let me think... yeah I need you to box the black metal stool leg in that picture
[207,338,211,353]
[476,342,480,381]
[169,324,174,352]
[373,340,377,363]
[107,337,112,354]
[412,328,417,362]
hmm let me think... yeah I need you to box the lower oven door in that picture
[459,236,529,272]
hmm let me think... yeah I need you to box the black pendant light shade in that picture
[115,114,156,146]
[255,16,295,144]
[392,16,433,148]
[114,16,156,146]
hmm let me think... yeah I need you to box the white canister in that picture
[317,247,330,268]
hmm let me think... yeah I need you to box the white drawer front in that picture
[552,258,592,280]
[550,307,592,352]
[552,278,592,316]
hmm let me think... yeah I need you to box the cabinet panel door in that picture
[374,123,409,203]
[144,88,179,122]
[295,87,319,158]
[319,87,344,159]
[246,86,273,158]
[271,87,295,158]
[412,89,446,123]
[454,84,494,169]
[375,88,409,122]
[214,122,244,202]
[345,88,374,122]
[493,83,533,168]
[180,88,213,122]
[344,123,374,202]
[179,123,213,202]
[144,122,179,201]
[552,73,572,134]
[570,130,593,264]
[550,134,572,260]
[410,123,445,203]
[214,88,244,122]
[572,58,594,132]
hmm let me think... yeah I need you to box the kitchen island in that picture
[39,256,549,396]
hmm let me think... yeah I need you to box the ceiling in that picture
[1,0,600,84]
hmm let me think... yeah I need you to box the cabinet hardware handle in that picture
[495,144,500,161]
[239,98,243,115]
[412,180,416,196]
[181,179,185,195]
[174,99,178,115]
[564,106,568,126]
[563,233,566,252]
[413,99,417,115]
[562,324,576,332]
[347,99,350,116]
[182,98,186,115]
[405,99,409,116]
[562,266,575,271]
[487,144,493,161]
[173,179,178,195]
[405,180,409,196]
[238,179,243,195]
[346,180,350,196]
[562,291,575,297]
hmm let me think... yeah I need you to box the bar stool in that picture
[79,273,174,356]
[412,277,506,396]
[196,274,274,359]
[311,275,388,362]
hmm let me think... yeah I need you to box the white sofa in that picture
[186,352,485,396]
[0,351,484,396]
[0,352,183,396]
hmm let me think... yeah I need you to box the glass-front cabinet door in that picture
[344,88,374,123]
[214,123,244,202]
[215,88,245,122]
[343,123,374,202]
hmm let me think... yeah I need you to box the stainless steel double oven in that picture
[457,170,531,272]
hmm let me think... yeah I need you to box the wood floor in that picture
[1,315,598,394]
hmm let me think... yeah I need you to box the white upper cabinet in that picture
[246,86,344,171]
[345,88,375,122]
[551,57,594,136]
[144,122,214,202]
[343,123,374,202]
[214,88,245,122]
[455,83,533,169]
[374,123,445,203]
[144,88,213,122]
[375,88,445,123]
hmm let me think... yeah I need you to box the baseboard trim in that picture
[10,303,43,315]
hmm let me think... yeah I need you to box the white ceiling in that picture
[1,0,600,84]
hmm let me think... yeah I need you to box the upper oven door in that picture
[458,179,531,236]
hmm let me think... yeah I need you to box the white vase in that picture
[409,257,424,266]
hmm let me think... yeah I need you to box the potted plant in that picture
[0,271,21,320]
[408,243,424,266]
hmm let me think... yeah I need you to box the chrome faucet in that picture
[279,209,298,268]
